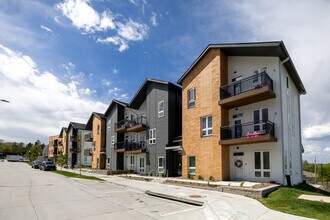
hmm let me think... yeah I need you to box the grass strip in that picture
[259,183,330,220]
[52,170,105,181]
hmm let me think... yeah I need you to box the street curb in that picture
[145,190,204,206]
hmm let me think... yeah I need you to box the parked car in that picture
[32,160,42,169]
[39,161,57,171]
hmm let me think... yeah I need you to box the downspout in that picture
[279,57,289,185]
[298,95,303,182]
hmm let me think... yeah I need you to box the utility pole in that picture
[314,157,317,184]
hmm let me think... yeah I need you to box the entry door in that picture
[253,108,268,134]
[138,155,145,174]
[129,155,135,171]
[176,153,182,176]
[233,153,244,180]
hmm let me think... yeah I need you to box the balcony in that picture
[114,116,148,133]
[114,119,127,133]
[219,72,275,109]
[126,116,148,132]
[114,141,146,154]
[58,141,63,146]
[84,133,93,142]
[69,146,81,153]
[70,135,80,142]
[219,120,277,146]
[83,148,92,156]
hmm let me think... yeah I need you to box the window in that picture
[97,125,100,135]
[93,141,96,151]
[254,151,271,177]
[158,101,164,118]
[188,156,196,176]
[130,156,134,165]
[111,136,115,148]
[108,120,111,132]
[201,116,212,136]
[149,128,156,144]
[286,76,289,89]
[158,157,164,174]
[187,88,195,108]
[253,108,268,133]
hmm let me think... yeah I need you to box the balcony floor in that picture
[219,134,277,146]
[126,124,148,132]
[114,127,127,133]
[219,85,275,109]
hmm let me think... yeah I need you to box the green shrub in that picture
[209,175,215,181]
[198,175,204,180]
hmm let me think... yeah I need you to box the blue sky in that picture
[0,0,330,163]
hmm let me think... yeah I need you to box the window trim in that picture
[158,100,164,118]
[254,151,271,178]
[187,88,196,109]
[158,157,164,174]
[149,128,156,144]
[201,115,213,137]
[188,156,196,176]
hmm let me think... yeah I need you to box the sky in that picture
[0,0,329,163]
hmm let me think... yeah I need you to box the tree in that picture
[56,151,66,171]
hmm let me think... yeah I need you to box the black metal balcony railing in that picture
[54,147,58,155]
[115,116,148,130]
[220,72,273,100]
[220,120,275,140]
[69,146,81,152]
[58,141,63,146]
[114,141,146,151]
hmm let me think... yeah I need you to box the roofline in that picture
[177,41,306,94]
[103,99,128,117]
[128,78,181,107]
[67,122,86,130]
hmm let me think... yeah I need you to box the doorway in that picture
[233,152,244,180]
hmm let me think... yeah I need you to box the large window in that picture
[158,101,164,118]
[253,108,268,132]
[187,88,195,108]
[149,128,156,144]
[254,151,271,177]
[158,157,164,174]
[188,156,196,176]
[201,115,213,136]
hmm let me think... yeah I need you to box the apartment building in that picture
[67,122,92,168]
[85,112,106,169]
[58,127,68,160]
[106,79,182,176]
[177,41,306,185]
[48,135,59,162]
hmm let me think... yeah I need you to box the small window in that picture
[187,88,195,108]
[149,128,156,144]
[93,141,96,151]
[130,156,134,165]
[111,136,115,148]
[201,115,213,137]
[108,120,111,132]
[158,157,164,174]
[158,101,164,118]
[188,156,196,176]
[286,76,289,88]
[97,125,100,135]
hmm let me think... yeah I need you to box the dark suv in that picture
[32,160,42,169]
[39,161,57,171]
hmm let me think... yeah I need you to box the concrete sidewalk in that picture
[59,167,313,220]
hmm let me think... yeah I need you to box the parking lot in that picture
[0,162,202,220]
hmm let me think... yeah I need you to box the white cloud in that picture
[117,19,148,41]
[303,145,322,156]
[97,36,128,52]
[56,0,115,33]
[40,25,54,33]
[101,78,111,86]
[56,0,149,52]
[303,124,330,140]
[108,87,129,101]
[113,68,119,74]
[324,147,330,153]
[0,44,107,143]
[150,12,157,27]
